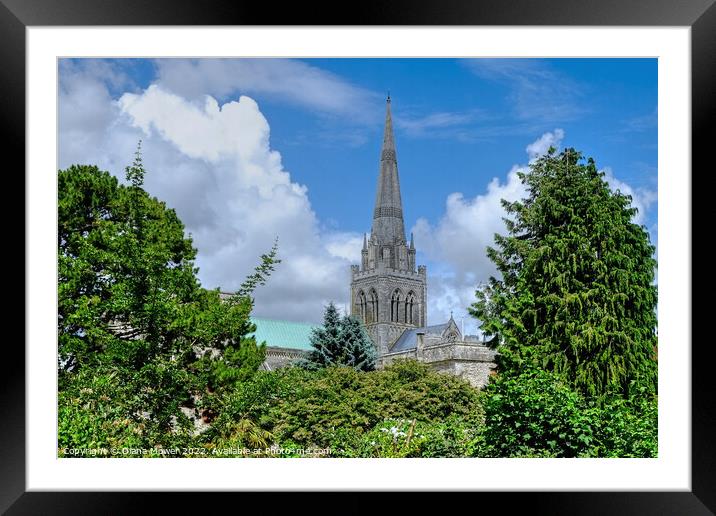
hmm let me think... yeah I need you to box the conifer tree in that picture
[338,315,377,372]
[302,302,344,369]
[470,147,657,397]
[302,303,376,371]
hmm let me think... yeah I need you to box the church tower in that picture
[351,96,427,355]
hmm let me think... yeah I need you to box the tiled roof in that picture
[390,323,450,352]
[249,317,317,352]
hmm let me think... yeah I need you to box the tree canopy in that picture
[58,150,278,449]
[470,147,657,397]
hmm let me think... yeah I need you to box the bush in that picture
[478,368,597,457]
[477,368,658,458]
[593,382,658,457]
[353,415,480,458]
[227,360,485,455]
[58,367,196,456]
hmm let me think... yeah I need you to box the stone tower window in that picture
[357,290,367,324]
[390,289,403,323]
[405,291,416,325]
[369,289,379,323]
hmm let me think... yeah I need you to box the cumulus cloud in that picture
[413,128,654,335]
[602,167,657,226]
[413,164,528,334]
[526,128,565,161]
[59,60,360,324]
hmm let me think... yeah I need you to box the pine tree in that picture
[302,302,344,369]
[470,147,657,397]
[339,315,377,372]
[301,304,376,371]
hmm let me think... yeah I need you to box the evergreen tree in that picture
[338,315,377,372]
[301,302,343,369]
[470,147,657,397]
[301,304,376,371]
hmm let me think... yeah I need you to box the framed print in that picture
[8,0,714,513]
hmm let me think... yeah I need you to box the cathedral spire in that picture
[371,96,406,245]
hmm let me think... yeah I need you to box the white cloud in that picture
[526,128,564,161]
[602,167,657,226]
[153,58,379,121]
[396,111,476,137]
[413,164,528,331]
[59,61,359,324]
[324,233,364,262]
[467,59,585,122]
[413,128,655,333]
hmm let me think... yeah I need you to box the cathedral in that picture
[252,97,497,388]
[348,97,497,387]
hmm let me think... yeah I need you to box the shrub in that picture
[478,368,597,457]
[246,360,484,454]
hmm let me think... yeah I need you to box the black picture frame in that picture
[5,0,712,513]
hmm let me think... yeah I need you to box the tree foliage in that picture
[57,146,658,458]
[475,367,657,458]
[262,360,484,452]
[301,303,376,371]
[58,152,277,452]
[470,147,658,397]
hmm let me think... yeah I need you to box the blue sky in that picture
[58,58,657,331]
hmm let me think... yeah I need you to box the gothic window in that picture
[357,290,367,324]
[369,289,379,323]
[405,291,416,325]
[390,289,403,323]
[382,247,391,260]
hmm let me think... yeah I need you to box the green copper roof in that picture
[249,317,317,352]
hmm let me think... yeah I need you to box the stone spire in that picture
[371,96,406,245]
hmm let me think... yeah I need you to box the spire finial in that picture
[387,91,391,102]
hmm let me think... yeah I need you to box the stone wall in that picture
[263,347,305,371]
[261,341,497,389]
[377,341,497,389]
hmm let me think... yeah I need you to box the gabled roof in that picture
[248,317,317,352]
[390,323,450,352]
[389,316,468,352]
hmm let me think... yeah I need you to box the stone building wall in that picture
[378,341,497,389]
[263,347,305,371]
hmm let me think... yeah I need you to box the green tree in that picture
[300,303,376,371]
[337,315,376,372]
[474,366,657,458]
[470,147,657,397]
[58,149,278,450]
[300,302,344,369]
